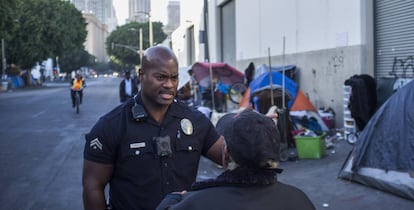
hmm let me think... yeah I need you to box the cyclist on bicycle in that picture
[70,73,86,108]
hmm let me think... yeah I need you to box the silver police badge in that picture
[180,118,193,135]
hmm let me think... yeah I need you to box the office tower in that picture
[70,0,116,31]
[164,0,180,34]
[127,0,151,23]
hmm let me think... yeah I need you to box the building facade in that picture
[171,0,414,127]
[83,13,109,63]
[70,0,117,32]
[127,0,151,23]
[164,1,181,35]
[68,0,111,63]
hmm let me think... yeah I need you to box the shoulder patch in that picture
[90,138,103,150]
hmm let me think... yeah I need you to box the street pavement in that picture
[0,77,121,210]
[198,138,414,210]
[1,78,413,210]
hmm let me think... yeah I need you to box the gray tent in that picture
[338,79,414,201]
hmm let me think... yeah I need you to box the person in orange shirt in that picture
[70,73,86,107]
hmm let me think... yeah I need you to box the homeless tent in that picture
[249,65,298,110]
[242,65,328,157]
[191,62,245,112]
[245,65,329,134]
[338,80,414,200]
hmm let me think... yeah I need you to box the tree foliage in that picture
[59,49,95,74]
[106,21,167,68]
[0,0,19,40]
[3,0,87,70]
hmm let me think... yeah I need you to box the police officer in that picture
[82,46,224,210]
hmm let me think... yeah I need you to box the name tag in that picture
[130,142,146,149]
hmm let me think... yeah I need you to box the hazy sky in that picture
[113,0,170,25]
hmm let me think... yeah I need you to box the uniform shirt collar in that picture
[134,93,183,119]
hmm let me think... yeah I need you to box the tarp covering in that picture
[344,74,377,131]
[291,90,317,112]
[191,62,244,88]
[249,68,298,108]
[254,64,297,80]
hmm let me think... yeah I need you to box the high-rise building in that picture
[66,0,110,62]
[127,0,151,23]
[164,0,180,35]
[69,0,117,32]
[106,4,118,32]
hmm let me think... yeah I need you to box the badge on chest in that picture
[180,118,193,135]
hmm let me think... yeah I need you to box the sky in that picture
[113,0,171,25]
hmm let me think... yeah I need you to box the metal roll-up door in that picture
[375,0,414,78]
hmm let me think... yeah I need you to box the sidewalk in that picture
[278,139,414,210]
[198,138,414,210]
[0,80,69,92]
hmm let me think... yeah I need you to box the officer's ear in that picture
[138,68,144,79]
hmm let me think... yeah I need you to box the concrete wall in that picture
[237,45,362,127]
[172,0,369,128]
[235,0,361,59]
[232,0,363,127]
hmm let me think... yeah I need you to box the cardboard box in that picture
[294,135,326,159]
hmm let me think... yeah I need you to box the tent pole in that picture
[282,36,286,109]
[280,36,288,156]
[208,60,216,112]
[268,48,274,106]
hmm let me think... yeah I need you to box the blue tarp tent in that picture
[10,76,25,88]
[249,65,298,108]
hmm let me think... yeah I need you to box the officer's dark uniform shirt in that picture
[84,93,220,210]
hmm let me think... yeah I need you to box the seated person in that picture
[156,109,316,210]
[176,82,194,107]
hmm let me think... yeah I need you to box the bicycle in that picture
[71,87,84,114]
[203,81,246,113]
[228,82,247,104]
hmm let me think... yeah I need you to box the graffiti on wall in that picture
[329,50,345,73]
[390,56,414,77]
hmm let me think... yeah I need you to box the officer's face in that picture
[140,60,178,107]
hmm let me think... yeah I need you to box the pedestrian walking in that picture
[119,70,139,103]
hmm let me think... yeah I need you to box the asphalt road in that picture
[1,77,413,210]
[0,77,121,209]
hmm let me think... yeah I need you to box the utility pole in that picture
[1,38,6,80]
[139,28,143,64]
[136,11,153,47]
[149,16,153,47]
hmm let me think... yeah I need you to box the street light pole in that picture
[139,28,143,63]
[136,11,153,47]
[148,16,153,47]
